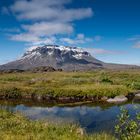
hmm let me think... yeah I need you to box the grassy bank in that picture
[0,110,116,140]
[0,109,140,140]
[0,69,140,101]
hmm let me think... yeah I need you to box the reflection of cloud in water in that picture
[13,105,103,123]
[2,103,140,133]
[14,105,60,120]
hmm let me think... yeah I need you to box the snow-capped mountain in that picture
[0,45,103,71]
[0,45,138,71]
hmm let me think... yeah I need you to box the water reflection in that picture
[0,102,140,133]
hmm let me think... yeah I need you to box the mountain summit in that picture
[0,45,104,71]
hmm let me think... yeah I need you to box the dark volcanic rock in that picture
[29,66,56,72]
[0,69,25,73]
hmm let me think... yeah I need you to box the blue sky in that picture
[0,0,140,64]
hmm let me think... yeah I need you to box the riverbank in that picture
[0,109,140,140]
[0,70,140,103]
[0,109,116,140]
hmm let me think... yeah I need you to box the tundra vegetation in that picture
[0,69,140,139]
[0,69,140,101]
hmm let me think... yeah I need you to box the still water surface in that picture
[0,100,140,133]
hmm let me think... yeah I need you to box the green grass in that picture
[0,69,140,99]
[0,110,116,140]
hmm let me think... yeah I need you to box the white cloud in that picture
[60,38,75,45]
[60,34,94,45]
[85,48,126,55]
[10,33,40,42]
[22,22,73,36]
[10,22,73,43]
[77,34,85,40]
[29,37,57,46]
[5,0,94,46]
[60,37,85,45]
[10,0,93,21]
[10,33,57,46]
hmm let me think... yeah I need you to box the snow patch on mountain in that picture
[22,45,90,60]
[73,53,83,59]
[26,46,39,52]
[26,45,86,53]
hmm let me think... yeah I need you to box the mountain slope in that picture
[0,45,104,71]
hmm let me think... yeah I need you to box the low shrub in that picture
[115,108,140,140]
[131,82,140,90]
[100,77,113,84]
[0,87,22,98]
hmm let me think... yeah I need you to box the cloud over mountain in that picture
[10,0,93,21]
[4,0,94,46]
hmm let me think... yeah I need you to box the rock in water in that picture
[107,95,128,104]
[135,93,140,100]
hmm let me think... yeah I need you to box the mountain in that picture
[0,45,139,71]
[0,45,105,71]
